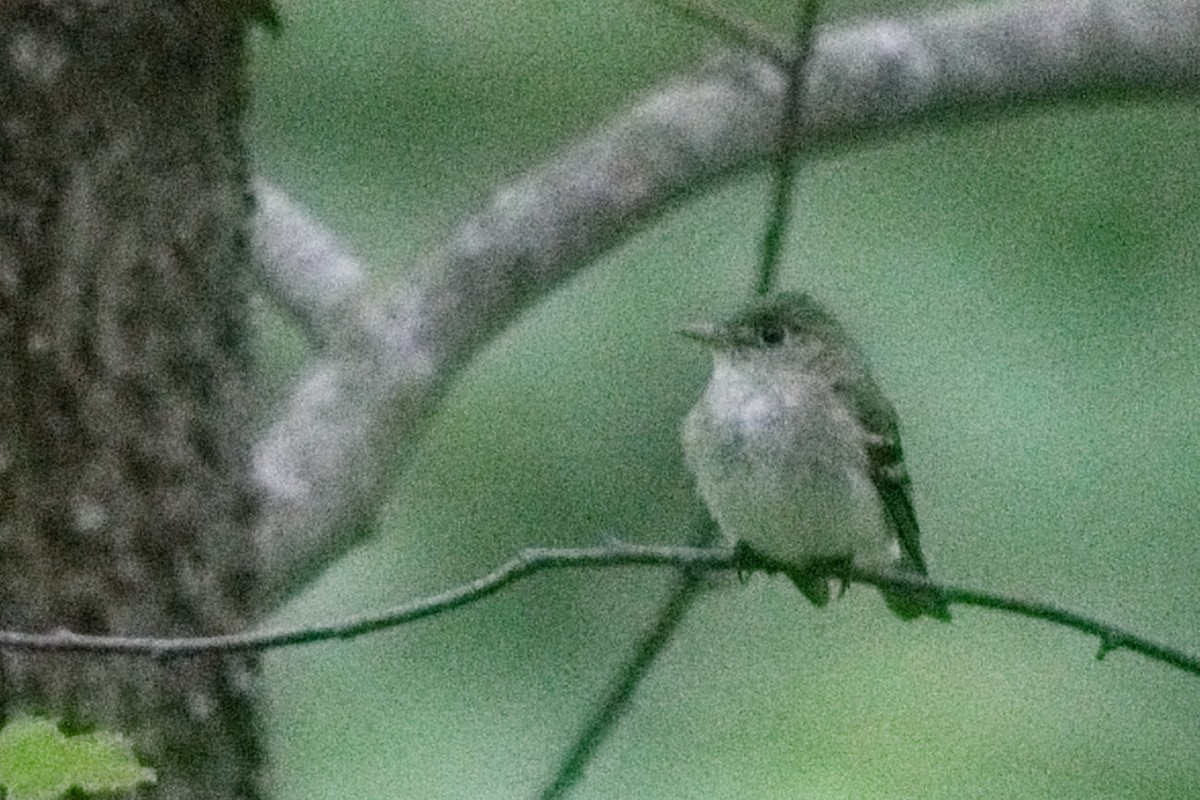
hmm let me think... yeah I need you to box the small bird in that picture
[681,292,949,620]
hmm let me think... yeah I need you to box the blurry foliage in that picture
[0,716,154,800]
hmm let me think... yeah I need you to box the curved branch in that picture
[0,546,1195,678]
[250,0,1200,606]
[0,546,732,658]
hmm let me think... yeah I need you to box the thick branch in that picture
[0,546,1196,678]
[250,0,1200,606]
[250,178,368,345]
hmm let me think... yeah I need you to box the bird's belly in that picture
[684,389,896,568]
[700,453,888,564]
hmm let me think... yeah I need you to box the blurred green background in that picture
[248,1,1200,797]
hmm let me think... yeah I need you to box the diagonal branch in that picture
[540,511,721,800]
[654,0,793,64]
[250,178,368,346]
[250,0,1200,607]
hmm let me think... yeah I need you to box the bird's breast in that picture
[682,367,890,565]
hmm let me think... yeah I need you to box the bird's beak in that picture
[678,321,726,346]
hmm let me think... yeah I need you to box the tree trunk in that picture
[0,2,263,797]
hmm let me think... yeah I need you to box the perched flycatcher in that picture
[681,292,949,621]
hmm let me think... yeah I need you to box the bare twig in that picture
[540,512,721,800]
[758,0,821,295]
[0,546,732,658]
[0,545,1194,678]
[539,568,708,800]
[653,0,791,64]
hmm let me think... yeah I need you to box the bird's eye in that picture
[760,325,786,346]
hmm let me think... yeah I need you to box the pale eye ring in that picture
[760,325,786,346]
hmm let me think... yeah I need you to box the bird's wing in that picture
[868,440,928,574]
[834,367,929,574]
[826,344,949,620]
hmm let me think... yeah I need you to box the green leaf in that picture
[0,715,156,800]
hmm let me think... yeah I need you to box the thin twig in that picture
[540,512,720,800]
[0,545,1194,678]
[757,0,821,296]
[843,566,1200,675]
[652,0,792,64]
[540,569,706,800]
[0,546,731,659]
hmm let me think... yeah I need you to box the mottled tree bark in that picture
[0,2,263,797]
